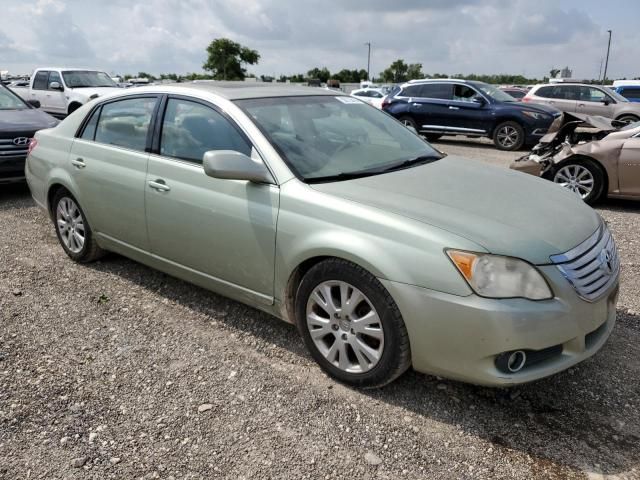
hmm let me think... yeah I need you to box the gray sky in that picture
[1,0,638,80]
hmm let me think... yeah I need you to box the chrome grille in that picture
[0,138,30,158]
[550,223,619,302]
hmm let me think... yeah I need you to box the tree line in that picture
[117,38,637,85]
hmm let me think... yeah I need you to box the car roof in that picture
[111,83,344,100]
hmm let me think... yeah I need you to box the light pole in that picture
[602,30,612,84]
[364,42,371,81]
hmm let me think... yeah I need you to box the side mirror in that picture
[601,98,611,105]
[27,99,41,108]
[472,96,486,105]
[49,81,63,91]
[203,150,274,184]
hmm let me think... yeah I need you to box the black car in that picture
[382,79,560,150]
[0,83,58,183]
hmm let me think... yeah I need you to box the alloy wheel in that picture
[306,280,384,374]
[496,125,519,148]
[553,164,594,199]
[56,197,85,253]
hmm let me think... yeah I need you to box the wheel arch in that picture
[552,154,610,194]
[489,116,524,137]
[67,101,83,115]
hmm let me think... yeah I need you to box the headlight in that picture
[522,110,548,120]
[446,250,553,300]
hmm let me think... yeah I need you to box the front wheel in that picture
[552,159,605,205]
[616,114,639,125]
[493,121,525,151]
[295,259,411,388]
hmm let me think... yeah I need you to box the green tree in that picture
[380,59,409,83]
[203,38,260,80]
[406,63,424,80]
[307,67,331,83]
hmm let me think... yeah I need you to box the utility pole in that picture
[364,42,371,81]
[602,30,612,84]
[598,59,603,83]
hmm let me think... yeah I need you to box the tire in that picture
[551,158,605,205]
[493,121,525,151]
[51,189,105,263]
[295,258,411,388]
[425,134,443,142]
[616,114,639,125]
[68,103,82,115]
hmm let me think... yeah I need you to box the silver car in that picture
[25,85,619,388]
[525,83,640,124]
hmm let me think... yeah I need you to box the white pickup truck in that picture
[11,68,121,117]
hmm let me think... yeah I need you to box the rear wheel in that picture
[493,121,525,151]
[616,114,639,125]
[552,158,605,205]
[52,189,105,262]
[295,259,411,388]
[398,116,418,131]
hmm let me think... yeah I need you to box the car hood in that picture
[69,87,121,98]
[0,108,58,131]
[311,156,600,265]
[502,101,559,115]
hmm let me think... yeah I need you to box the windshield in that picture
[235,95,442,182]
[474,83,517,102]
[62,71,117,88]
[0,85,28,110]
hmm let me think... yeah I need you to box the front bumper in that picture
[381,265,618,387]
[0,154,27,183]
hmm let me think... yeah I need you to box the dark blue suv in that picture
[382,79,561,150]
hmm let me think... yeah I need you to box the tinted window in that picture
[622,88,640,100]
[80,107,101,140]
[48,71,62,89]
[580,87,607,103]
[160,98,251,163]
[33,71,49,90]
[94,97,157,151]
[453,85,480,102]
[505,90,526,99]
[352,91,366,97]
[418,84,451,99]
[401,85,422,97]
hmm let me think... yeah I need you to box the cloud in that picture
[0,0,638,80]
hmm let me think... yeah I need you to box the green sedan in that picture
[25,85,619,388]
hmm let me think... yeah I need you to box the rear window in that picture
[94,97,157,151]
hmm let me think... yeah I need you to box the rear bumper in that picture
[381,265,618,387]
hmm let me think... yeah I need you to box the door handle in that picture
[448,106,460,110]
[70,158,86,169]
[411,103,421,107]
[148,180,171,192]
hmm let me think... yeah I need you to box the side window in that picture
[535,86,554,98]
[352,91,365,97]
[400,85,422,97]
[160,98,251,164]
[94,97,157,151]
[80,107,101,141]
[452,85,480,102]
[370,91,383,98]
[581,87,607,103]
[623,88,640,100]
[418,84,452,100]
[48,71,62,89]
[33,71,49,90]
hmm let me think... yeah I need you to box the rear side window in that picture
[33,71,49,90]
[160,98,251,164]
[80,107,101,140]
[401,85,422,97]
[418,84,452,99]
[622,88,640,100]
[94,97,157,151]
[535,85,579,100]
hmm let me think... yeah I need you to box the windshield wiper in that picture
[305,170,382,183]
[380,154,442,173]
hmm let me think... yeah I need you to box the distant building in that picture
[560,66,573,78]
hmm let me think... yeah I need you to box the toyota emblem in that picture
[599,249,614,275]
[13,137,30,146]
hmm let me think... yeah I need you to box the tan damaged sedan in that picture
[511,112,640,204]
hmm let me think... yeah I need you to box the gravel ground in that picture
[1,142,639,479]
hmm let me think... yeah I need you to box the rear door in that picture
[68,95,159,250]
[576,86,616,117]
[31,71,49,109]
[404,83,452,133]
[144,96,278,303]
[618,134,640,195]
[532,85,578,113]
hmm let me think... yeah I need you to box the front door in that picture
[618,136,640,195]
[44,71,67,115]
[144,97,278,303]
[31,70,50,110]
[445,84,493,135]
[68,95,159,250]
[576,86,616,117]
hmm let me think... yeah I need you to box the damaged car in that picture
[510,112,640,204]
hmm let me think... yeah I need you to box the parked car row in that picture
[19,84,619,389]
